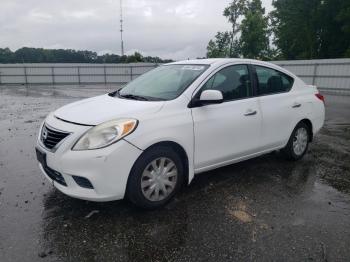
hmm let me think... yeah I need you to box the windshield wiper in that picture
[110,90,164,101]
[108,89,121,97]
[108,90,148,101]
[119,93,149,101]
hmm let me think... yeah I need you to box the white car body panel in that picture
[54,94,165,125]
[35,58,325,202]
[38,114,143,201]
[192,97,261,171]
[125,94,196,182]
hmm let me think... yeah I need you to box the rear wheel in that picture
[126,145,184,209]
[283,122,310,161]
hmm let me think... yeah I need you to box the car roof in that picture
[168,58,274,67]
[168,58,253,66]
[167,58,298,79]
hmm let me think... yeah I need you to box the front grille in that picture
[41,124,70,150]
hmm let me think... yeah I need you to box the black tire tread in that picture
[282,122,310,161]
[126,145,184,209]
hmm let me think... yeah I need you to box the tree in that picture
[270,0,350,59]
[317,0,350,58]
[206,39,217,58]
[338,3,350,57]
[206,32,232,58]
[239,0,270,59]
[0,48,14,63]
[223,0,248,56]
[0,48,173,64]
[207,0,247,58]
[127,52,143,63]
[230,39,241,58]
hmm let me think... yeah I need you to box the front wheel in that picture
[126,146,184,209]
[282,122,310,161]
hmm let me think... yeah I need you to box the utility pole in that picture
[120,0,125,56]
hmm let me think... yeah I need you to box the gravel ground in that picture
[0,85,350,261]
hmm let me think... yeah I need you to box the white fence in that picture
[0,59,349,92]
[273,58,350,92]
[0,63,157,85]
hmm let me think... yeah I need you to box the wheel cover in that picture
[141,157,178,202]
[292,127,308,156]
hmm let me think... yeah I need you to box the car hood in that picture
[54,94,165,125]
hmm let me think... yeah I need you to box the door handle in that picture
[244,109,257,116]
[292,103,301,108]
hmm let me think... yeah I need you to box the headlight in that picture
[72,119,138,150]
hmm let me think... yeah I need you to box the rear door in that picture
[253,65,297,149]
[191,64,262,171]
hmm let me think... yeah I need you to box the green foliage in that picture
[318,0,350,58]
[240,0,270,59]
[207,0,247,58]
[207,32,232,58]
[271,0,350,59]
[0,48,173,64]
[223,0,248,35]
[271,0,322,59]
[206,40,218,58]
[0,48,14,63]
[208,0,350,60]
[230,39,242,58]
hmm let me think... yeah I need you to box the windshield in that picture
[118,64,209,101]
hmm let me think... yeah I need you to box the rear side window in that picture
[201,64,252,101]
[254,65,294,95]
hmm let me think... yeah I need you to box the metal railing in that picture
[0,59,349,93]
[272,59,350,92]
[0,63,158,85]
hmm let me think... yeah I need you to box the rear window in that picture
[254,65,294,95]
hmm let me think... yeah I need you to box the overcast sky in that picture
[1,0,273,60]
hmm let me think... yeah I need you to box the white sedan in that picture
[35,59,325,209]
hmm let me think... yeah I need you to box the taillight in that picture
[315,93,325,103]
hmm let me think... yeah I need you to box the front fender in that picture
[126,107,195,184]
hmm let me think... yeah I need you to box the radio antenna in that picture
[120,0,125,56]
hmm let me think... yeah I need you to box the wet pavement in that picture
[0,86,350,261]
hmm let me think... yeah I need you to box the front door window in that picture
[201,65,252,101]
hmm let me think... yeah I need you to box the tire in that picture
[282,122,310,161]
[126,145,184,209]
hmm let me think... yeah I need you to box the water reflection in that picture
[41,190,189,261]
[38,151,344,261]
[279,158,316,195]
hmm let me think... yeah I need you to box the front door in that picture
[191,64,262,171]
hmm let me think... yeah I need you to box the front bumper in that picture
[36,114,142,202]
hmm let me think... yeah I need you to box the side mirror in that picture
[199,90,223,104]
[188,90,224,108]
